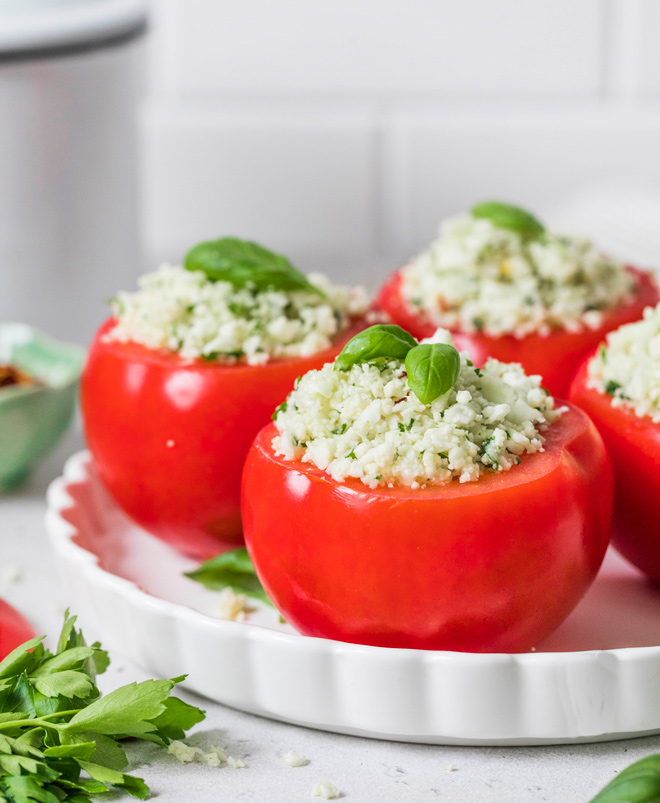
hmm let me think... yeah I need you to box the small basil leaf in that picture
[184,237,324,297]
[404,343,460,405]
[185,548,274,607]
[334,325,417,371]
[589,755,660,802]
[472,201,545,239]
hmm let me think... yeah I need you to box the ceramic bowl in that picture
[0,323,85,490]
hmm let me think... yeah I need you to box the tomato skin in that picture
[81,318,369,560]
[570,357,660,581]
[242,406,612,652]
[0,600,33,660]
[376,267,658,399]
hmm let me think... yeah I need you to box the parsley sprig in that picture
[0,612,205,801]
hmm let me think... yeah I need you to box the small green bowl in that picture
[0,324,85,491]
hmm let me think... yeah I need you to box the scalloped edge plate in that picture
[46,451,660,745]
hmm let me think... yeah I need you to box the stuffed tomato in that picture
[242,325,613,652]
[82,238,371,560]
[376,202,658,398]
[569,306,660,582]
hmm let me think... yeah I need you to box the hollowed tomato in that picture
[376,267,658,398]
[570,357,660,582]
[242,405,613,652]
[81,317,369,560]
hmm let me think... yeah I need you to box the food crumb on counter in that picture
[446,764,457,772]
[312,780,341,799]
[217,587,253,622]
[168,740,202,763]
[227,756,246,769]
[283,751,308,767]
[1,565,21,585]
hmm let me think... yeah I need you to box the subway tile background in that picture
[141,0,660,287]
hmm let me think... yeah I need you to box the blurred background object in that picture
[0,322,84,490]
[0,0,147,344]
[4,1,660,345]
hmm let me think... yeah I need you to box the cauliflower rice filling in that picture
[108,264,369,366]
[401,214,634,338]
[588,303,660,422]
[272,330,562,489]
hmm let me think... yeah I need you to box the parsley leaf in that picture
[0,611,205,801]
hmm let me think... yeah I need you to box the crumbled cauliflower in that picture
[588,302,660,421]
[273,329,561,489]
[108,265,369,365]
[283,751,308,767]
[402,214,633,337]
[312,780,341,799]
[217,587,253,622]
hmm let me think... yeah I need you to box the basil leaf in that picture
[334,324,417,371]
[184,237,324,296]
[404,343,460,405]
[472,201,545,239]
[185,548,274,607]
[589,755,660,802]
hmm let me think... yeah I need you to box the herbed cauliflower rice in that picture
[401,214,634,338]
[588,303,660,423]
[272,330,562,489]
[108,264,369,365]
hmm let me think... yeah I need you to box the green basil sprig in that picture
[334,324,461,404]
[184,237,324,297]
[589,754,660,802]
[404,343,461,405]
[185,547,274,607]
[334,324,417,372]
[472,200,545,239]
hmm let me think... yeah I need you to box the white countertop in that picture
[1,427,657,803]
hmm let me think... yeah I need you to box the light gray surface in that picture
[1,429,658,803]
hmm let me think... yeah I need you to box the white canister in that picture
[0,0,147,344]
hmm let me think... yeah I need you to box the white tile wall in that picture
[140,0,660,287]
[169,0,603,97]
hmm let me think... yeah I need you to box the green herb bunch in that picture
[0,612,204,801]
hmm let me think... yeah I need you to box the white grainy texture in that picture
[400,214,633,337]
[273,329,560,488]
[216,587,253,622]
[167,740,201,763]
[312,780,342,799]
[283,751,308,767]
[108,265,369,365]
[588,302,660,421]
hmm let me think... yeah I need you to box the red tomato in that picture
[570,357,660,582]
[242,406,612,652]
[376,267,658,398]
[0,600,33,660]
[81,317,369,560]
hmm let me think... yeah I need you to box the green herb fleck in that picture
[272,400,288,420]
[605,380,622,396]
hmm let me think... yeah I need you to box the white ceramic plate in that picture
[46,451,660,746]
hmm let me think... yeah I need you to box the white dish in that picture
[46,451,660,746]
